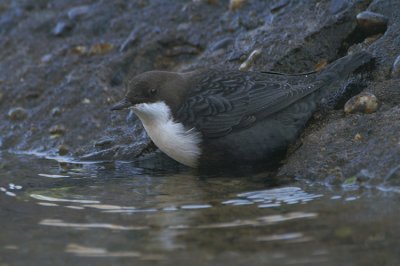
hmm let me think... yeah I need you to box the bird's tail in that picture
[317,51,374,84]
[314,51,374,107]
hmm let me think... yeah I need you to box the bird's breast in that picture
[133,102,202,168]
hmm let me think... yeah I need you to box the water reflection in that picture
[65,243,141,258]
[224,187,323,208]
[1,152,400,265]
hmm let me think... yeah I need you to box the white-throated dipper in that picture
[111,52,373,169]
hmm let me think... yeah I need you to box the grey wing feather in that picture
[177,70,319,138]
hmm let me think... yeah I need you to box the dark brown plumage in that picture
[112,51,373,169]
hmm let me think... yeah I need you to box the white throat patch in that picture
[132,101,202,168]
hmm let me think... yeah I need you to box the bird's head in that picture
[111,71,187,113]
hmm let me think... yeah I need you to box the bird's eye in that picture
[149,88,157,95]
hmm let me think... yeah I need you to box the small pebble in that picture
[353,133,363,141]
[82,98,91,104]
[49,125,66,135]
[58,144,69,155]
[68,5,90,20]
[356,11,388,35]
[229,0,247,11]
[89,43,114,55]
[7,107,28,121]
[71,45,88,55]
[52,21,74,36]
[391,55,400,78]
[344,92,379,114]
[41,54,53,63]
[239,48,262,71]
[177,23,191,31]
[51,107,62,117]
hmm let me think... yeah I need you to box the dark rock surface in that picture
[0,0,399,183]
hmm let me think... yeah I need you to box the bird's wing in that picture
[176,70,320,138]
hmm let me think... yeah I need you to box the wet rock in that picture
[193,0,219,5]
[119,26,144,52]
[51,107,61,117]
[229,0,247,11]
[7,107,28,121]
[228,50,247,62]
[110,71,123,87]
[348,33,383,53]
[49,125,66,135]
[52,20,74,36]
[344,92,379,114]
[324,167,345,186]
[207,0,219,4]
[384,165,400,183]
[177,23,191,31]
[80,146,121,161]
[315,58,328,71]
[356,169,374,183]
[271,0,289,13]
[342,176,357,187]
[238,12,262,30]
[329,0,349,15]
[239,48,262,71]
[94,138,114,148]
[0,0,399,182]
[363,80,400,107]
[364,33,383,45]
[67,5,90,20]
[165,45,200,57]
[194,0,218,4]
[58,144,69,155]
[210,37,233,52]
[391,55,400,79]
[356,11,388,35]
[40,54,52,63]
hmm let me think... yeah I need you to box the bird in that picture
[111,51,373,169]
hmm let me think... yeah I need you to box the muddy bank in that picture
[0,0,399,183]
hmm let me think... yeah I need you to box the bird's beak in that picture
[110,98,132,111]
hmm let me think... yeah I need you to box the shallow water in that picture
[1,152,400,266]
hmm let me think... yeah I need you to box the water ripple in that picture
[223,186,323,208]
